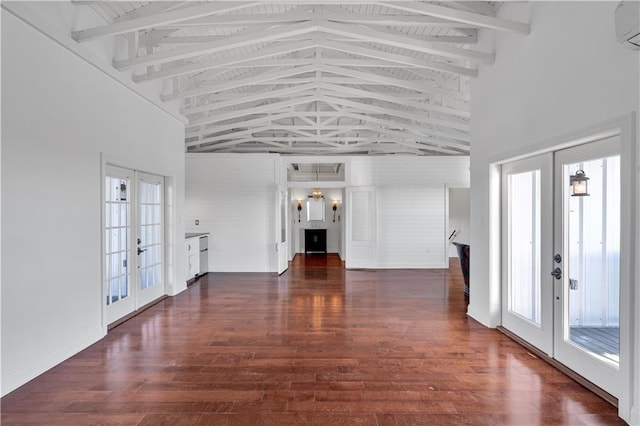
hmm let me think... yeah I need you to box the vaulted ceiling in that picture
[72,1,529,156]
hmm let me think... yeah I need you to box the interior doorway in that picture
[289,187,344,261]
[447,187,470,257]
[285,160,347,264]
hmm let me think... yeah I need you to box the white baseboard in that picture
[1,327,105,397]
[466,304,492,328]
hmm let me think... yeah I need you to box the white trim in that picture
[621,111,638,425]
[163,174,186,297]
[99,154,107,335]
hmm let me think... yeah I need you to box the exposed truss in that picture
[72,1,529,155]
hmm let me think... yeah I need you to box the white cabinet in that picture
[186,237,200,280]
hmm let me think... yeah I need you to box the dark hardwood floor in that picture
[1,255,624,425]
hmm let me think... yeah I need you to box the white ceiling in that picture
[72,1,529,156]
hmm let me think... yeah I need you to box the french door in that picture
[104,166,165,325]
[553,138,621,395]
[501,153,554,355]
[502,136,621,396]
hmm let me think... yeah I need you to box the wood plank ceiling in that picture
[72,1,529,156]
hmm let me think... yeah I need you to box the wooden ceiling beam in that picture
[134,39,316,82]
[339,111,470,144]
[322,6,477,28]
[155,8,312,27]
[185,112,292,143]
[377,1,530,34]
[359,124,468,152]
[155,33,476,45]
[114,21,319,70]
[318,21,494,64]
[316,82,469,119]
[321,95,469,132]
[319,39,477,77]
[448,1,497,17]
[73,2,259,42]
[317,64,468,98]
[189,95,321,126]
[162,64,317,101]
[182,83,318,115]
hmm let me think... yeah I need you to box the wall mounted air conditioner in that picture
[615,1,640,50]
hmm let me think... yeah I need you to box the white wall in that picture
[185,155,469,271]
[351,156,470,268]
[0,1,183,121]
[448,188,470,257]
[185,154,278,272]
[469,2,639,422]
[1,9,186,396]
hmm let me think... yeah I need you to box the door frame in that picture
[135,171,166,307]
[275,185,289,275]
[101,160,169,330]
[280,156,349,266]
[345,186,377,269]
[489,113,636,422]
[103,164,136,325]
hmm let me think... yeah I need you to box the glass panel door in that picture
[104,166,134,324]
[554,138,621,396]
[104,167,165,325]
[567,156,620,363]
[136,172,165,307]
[501,154,553,355]
[509,170,541,323]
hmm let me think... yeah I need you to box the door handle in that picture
[137,247,147,255]
[551,267,562,280]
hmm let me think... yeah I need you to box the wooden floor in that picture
[1,255,624,425]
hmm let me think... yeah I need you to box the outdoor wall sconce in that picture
[119,181,127,201]
[311,187,323,199]
[332,200,338,222]
[570,169,590,196]
[297,199,303,222]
